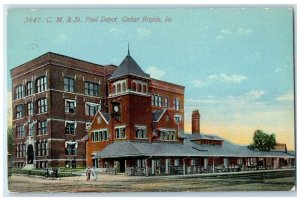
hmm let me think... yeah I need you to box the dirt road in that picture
[7,169,295,193]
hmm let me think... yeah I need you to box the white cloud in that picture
[276,91,294,102]
[191,80,205,88]
[108,28,119,33]
[191,73,248,89]
[208,73,248,83]
[244,90,265,99]
[216,35,224,40]
[136,28,152,38]
[237,27,253,35]
[146,66,165,79]
[220,29,232,34]
[274,68,282,73]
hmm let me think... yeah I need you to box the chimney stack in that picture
[192,110,200,134]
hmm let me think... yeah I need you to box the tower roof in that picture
[108,52,150,80]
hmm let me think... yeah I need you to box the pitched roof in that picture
[108,54,150,80]
[152,109,166,122]
[93,136,295,159]
[93,141,200,158]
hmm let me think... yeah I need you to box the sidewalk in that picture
[61,168,295,182]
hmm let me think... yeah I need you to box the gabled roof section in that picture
[108,53,150,80]
[152,109,167,122]
[100,112,110,124]
[179,133,224,141]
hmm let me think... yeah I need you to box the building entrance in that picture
[119,160,125,173]
[27,144,34,164]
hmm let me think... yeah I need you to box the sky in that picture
[6,7,295,150]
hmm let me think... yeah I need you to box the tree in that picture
[7,127,14,154]
[248,130,277,151]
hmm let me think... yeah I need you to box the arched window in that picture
[122,82,126,92]
[143,85,147,93]
[112,85,116,94]
[26,81,33,96]
[36,76,47,93]
[132,82,136,91]
[15,84,24,100]
[138,83,142,92]
[117,84,121,93]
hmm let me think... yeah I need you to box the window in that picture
[151,95,154,106]
[17,144,25,157]
[154,95,158,106]
[122,82,126,92]
[65,143,77,155]
[164,97,169,108]
[112,85,116,94]
[65,121,75,134]
[158,96,162,107]
[16,125,25,138]
[27,102,33,116]
[85,102,100,116]
[36,76,47,93]
[135,126,147,139]
[37,120,47,135]
[191,159,196,166]
[160,130,176,141]
[115,126,126,139]
[174,114,182,124]
[174,98,180,110]
[36,141,47,156]
[117,84,121,93]
[132,82,136,91]
[91,129,108,142]
[29,122,34,136]
[137,159,145,168]
[65,99,76,113]
[137,83,142,92]
[85,81,99,96]
[85,122,92,132]
[143,85,147,93]
[16,104,24,118]
[26,81,33,96]
[37,98,47,113]
[174,159,180,166]
[15,84,24,100]
[64,77,75,92]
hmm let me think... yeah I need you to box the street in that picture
[7,169,295,193]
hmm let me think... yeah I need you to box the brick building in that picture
[87,52,294,176]
[11,52,116,168]
[11,50,294,173]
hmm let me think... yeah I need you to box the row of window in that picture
[16,98,47,119]
[160,130,176,141]
[36,141,48,156]
[15,76,47,100]
[111,80,148,95]
[16,144,26,158]
[15,76,100,100]
[91,126,175,142]
[151,95,181,110]
[16,121,92,138]
[15,99,100,119]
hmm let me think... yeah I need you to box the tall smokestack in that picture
[192,110,200,134]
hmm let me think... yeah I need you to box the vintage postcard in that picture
[5,6,296,194]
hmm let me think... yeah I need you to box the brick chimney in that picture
[192,110,200,134]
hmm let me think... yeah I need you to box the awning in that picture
[65,141,78,149]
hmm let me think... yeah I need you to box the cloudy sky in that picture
[7,7,295,149]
